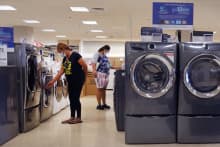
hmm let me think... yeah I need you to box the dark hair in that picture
[98,45,110,52]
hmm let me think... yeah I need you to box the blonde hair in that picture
[57,43,70,52]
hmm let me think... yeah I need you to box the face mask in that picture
[104,51,109,55]
[59,52,65,57]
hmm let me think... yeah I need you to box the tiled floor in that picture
[2,95,220,147]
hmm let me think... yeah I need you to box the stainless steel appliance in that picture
[125,42,177,144]
[15,43,41,132]
[0,45,19,144]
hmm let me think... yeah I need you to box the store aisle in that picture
[2,95,220,147]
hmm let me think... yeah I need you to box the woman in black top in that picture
[47,43,88,124]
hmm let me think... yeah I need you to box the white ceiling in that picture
[0,0,220,43]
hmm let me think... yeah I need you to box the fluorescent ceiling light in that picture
[23,19,40,24]
[90,30,103,33]
[42,29,56,32]
[56,35,66,38]
[82,21,97,25]
[0,5,16,11]
[96,36,108,39]
[70,7,89,12]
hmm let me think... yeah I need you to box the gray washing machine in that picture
[62,77,69,100]
[40,65,54,122]
[178,43,220,143]
[15,43,41,132]
[113,70,125,131]
[125,42,177,144]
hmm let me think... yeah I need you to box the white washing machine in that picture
[40,53,54,121]
[52,61,63,114]
[52,61,69,114]
[106,69,115,97]
[60,75,69,110]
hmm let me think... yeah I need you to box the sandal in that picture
[61,118,74,124]
[68,119,83,124]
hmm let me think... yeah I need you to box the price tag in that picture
[0,44,8,66]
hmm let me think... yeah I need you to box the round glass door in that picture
[62,78,68,98]
[27,55,38,92]
[26,54,41,108]
[184,54,220,98]
[43,74,53,107]
[55,79,63,102]
[130,54,175,99]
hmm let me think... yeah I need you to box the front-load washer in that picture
[52,62,68,114]
[15,43,41,132]
[178,43,220,143]
[40,63,54,122]
[60,75,69,110]
[52,62,63,114]
[125,42,177,144]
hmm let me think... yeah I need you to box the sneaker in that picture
[96,105,104,110]
[102,104,111,109]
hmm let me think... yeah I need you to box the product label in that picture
[7,47,15,53]
[0,44,7,66]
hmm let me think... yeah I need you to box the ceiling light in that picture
[96,36,108,39]
[90,30,103,33]
[70,7,89,12]
[23,20,40,24]
[42,29,56,32]
[56,35,66,38]
[214,31,217,34]
[0,5,16,11]
[82,21,97,25]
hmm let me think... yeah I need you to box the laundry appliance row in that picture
[123,42,220,144]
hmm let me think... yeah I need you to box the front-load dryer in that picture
[178,43,220,143]
[125,42,177,144]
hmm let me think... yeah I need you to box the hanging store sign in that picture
[153,2,194,29]
[0,27,14,52]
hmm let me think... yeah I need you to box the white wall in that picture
[80,40,125,58]
[14,26,34,44]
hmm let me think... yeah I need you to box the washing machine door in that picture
[41,67,54,107]
[55,79,63,102]
[62,77,68,98]
[184,54,220,98]
[130,54,175,99]
[26,54,41,109]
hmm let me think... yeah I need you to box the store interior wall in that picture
[80,41,125,58]
[14,26,34,44]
